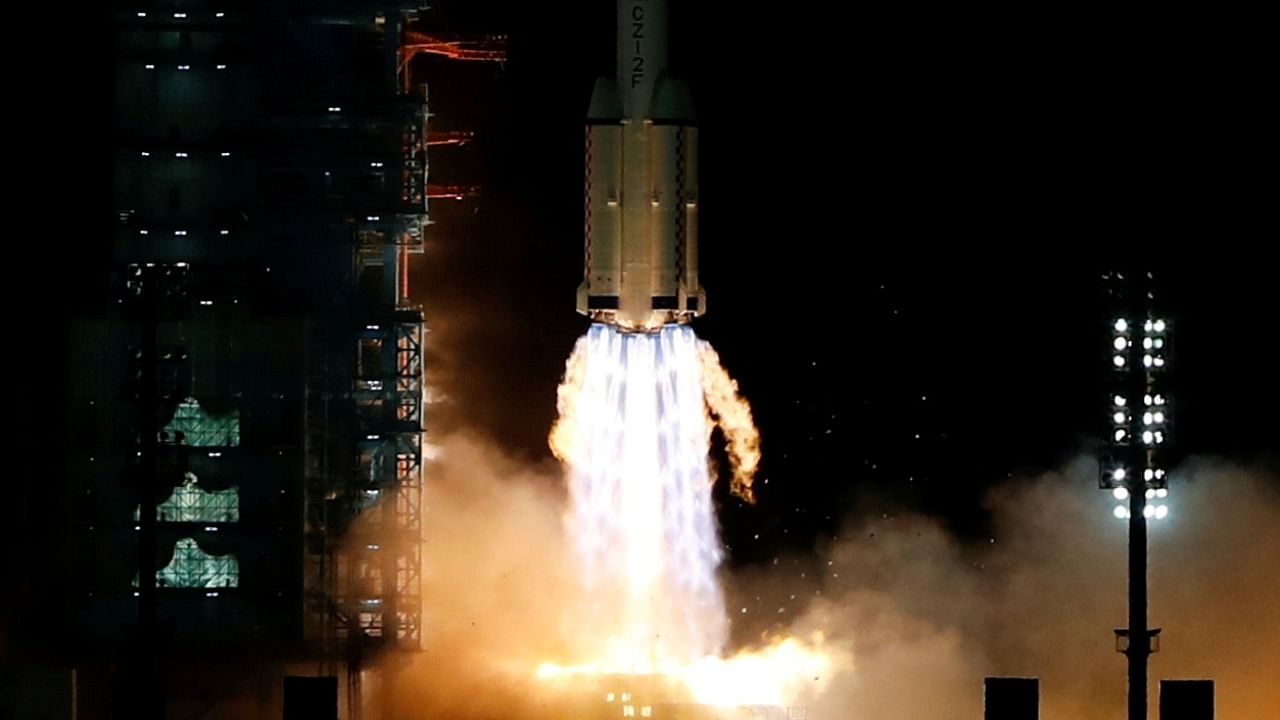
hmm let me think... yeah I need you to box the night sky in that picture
[412,0,1276,567]
[0,9,1271,720]
[18,2,1273,589]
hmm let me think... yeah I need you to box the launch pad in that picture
[544,672,805,720]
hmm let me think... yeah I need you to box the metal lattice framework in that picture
[339,315,424,646]
[304,93,427,655]
[397,28,507,91]
[391,319,424,643]
[295,14,430,667]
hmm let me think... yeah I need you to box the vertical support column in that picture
[387,316,423,646]
[122,262,188,720]
[136,280,161,720]
[1127,470,1149,720]
[1103,270,1171,720]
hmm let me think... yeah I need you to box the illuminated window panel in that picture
[137,472,239,523]
[134,538,239,588]
[164,396,240,447]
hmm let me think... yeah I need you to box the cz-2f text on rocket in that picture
[577,0,705,333]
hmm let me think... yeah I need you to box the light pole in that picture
[1101,271,1172,720]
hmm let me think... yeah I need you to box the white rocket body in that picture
[577,0,704,332]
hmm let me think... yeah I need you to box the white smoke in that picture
[734,457,1280,719]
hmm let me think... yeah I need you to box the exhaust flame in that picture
[548,332,590,464]
[545,324,828,709]
[698,342,761,504]
[537,634,837,708]
[553,324,725,661]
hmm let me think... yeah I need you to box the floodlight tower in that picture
[1101,270,1173,720]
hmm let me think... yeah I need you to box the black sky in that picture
[19,1,1273,581]
[412,1,1274,563]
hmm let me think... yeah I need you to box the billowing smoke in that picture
[375,432,1277,719]
[394,243,1277,718]
[374,432,578,720]
[733,456,1280,719]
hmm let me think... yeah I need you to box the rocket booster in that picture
[577,0,705,332]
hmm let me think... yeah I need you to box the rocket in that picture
[577,0,705,332]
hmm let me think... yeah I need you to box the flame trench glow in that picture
[545,324,831,707]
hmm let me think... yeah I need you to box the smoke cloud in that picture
[372,433,581,720]
[369,442,1276,719]
[750,456,1280,719]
